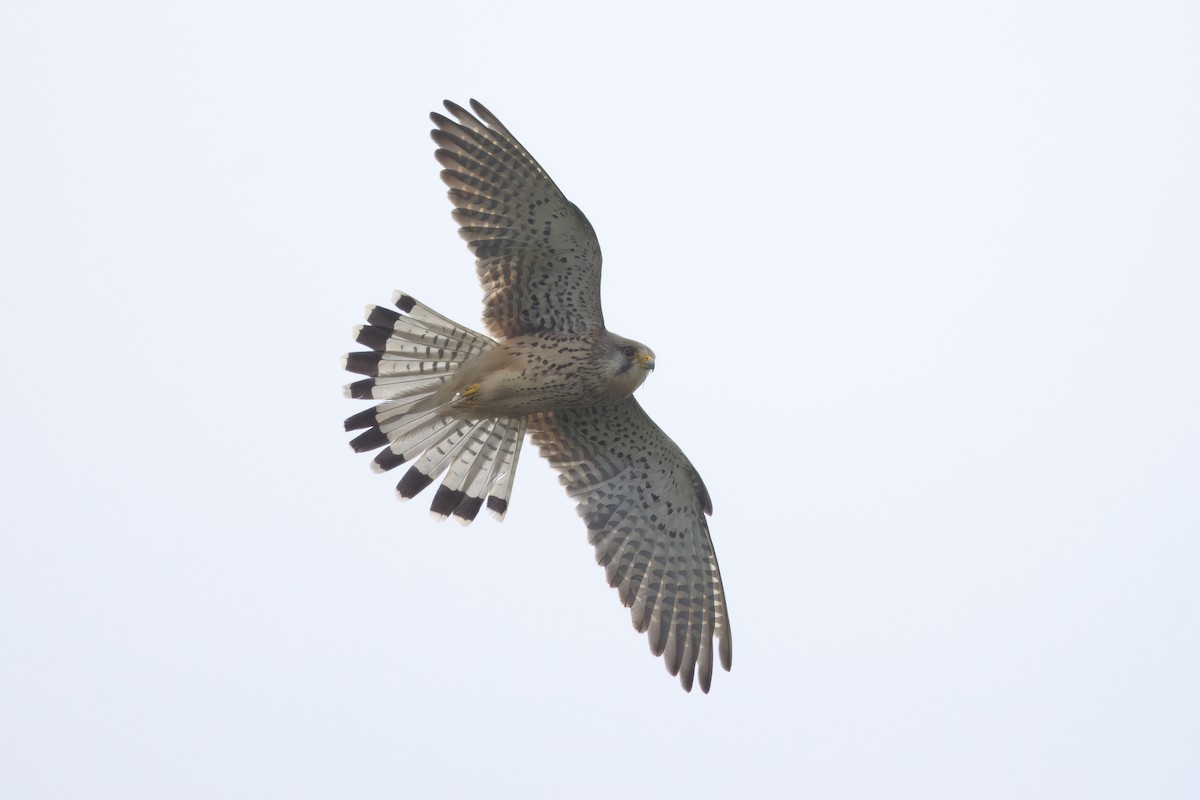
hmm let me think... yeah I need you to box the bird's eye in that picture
[621,346,636,359]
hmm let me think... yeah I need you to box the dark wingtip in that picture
[486,495,508,516]
[430,485,466,518]
[366,305,400,328]
[344,407,378,432]
[373,448,406,472]
[397,467,434,499]
[441,99,469,121]
[452,495,484,523]
[347,379,375,400]
[695,474,714,516]
[468,98,492,121]
[344,351,383,377]
[434,149,466,172]
[394,293,416,313]
[354,325,390,351]
[349,427,388,453]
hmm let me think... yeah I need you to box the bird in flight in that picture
[343,100,732,692]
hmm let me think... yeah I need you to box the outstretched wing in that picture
[431,99,605,339]
[528,397,733,693]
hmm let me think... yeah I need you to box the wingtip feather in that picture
[390,291,416,313]
[486,495,508,521]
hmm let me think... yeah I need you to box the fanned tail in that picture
[343,291,527,523]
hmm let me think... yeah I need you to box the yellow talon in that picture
[454,383,482,409]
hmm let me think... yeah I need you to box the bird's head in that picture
[597,333,656,396]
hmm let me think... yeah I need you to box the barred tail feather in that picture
[343,292,526,524]
[484,419,524,520]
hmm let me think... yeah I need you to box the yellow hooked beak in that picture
[640,353,656,371]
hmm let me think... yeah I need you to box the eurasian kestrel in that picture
[344,100,732,692]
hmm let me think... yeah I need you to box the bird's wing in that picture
[528,397,732,692]
[431,99,605,338]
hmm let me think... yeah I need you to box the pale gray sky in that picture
[2,1,1198,798]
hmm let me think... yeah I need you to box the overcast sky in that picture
[3,1,1198,798]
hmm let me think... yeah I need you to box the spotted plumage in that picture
[343,100,732,692]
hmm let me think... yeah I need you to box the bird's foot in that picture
[455,383,482,410]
